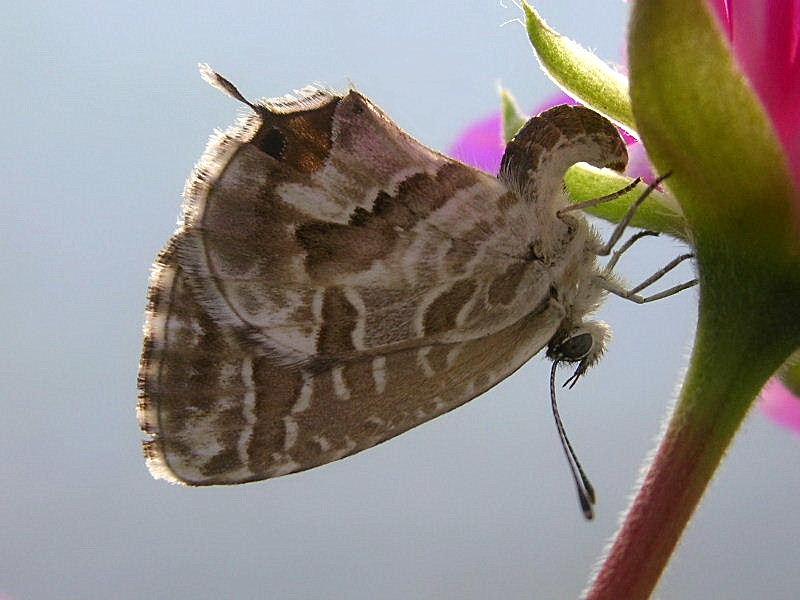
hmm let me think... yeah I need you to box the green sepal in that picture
[500,87,527,142]
[629,0,800,361]
[564,165,689,241]
[629,0,800,265]
[522,2,635,133]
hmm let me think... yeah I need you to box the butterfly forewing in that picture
[178,88,555,361]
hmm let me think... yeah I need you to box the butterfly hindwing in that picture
[139,245,565,485]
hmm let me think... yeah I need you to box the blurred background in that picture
[3,1,798,598]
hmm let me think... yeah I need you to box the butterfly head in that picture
[546,321,610,389]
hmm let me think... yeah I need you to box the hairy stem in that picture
[584,274,799,599]
[585,371,751,598]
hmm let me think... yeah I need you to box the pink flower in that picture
[448,112,507,175]
[761,378,800,435]
[708,0,800,432]
[708,1,800,202]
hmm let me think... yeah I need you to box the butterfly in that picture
[138,65,694,519]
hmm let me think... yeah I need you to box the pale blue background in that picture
[3,1,798,598]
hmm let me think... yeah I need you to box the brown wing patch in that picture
[254,127,286,160]
[317,287,358,354]
[295,162,481,278]
[251,95,339,172]
[488,262,528,306]
[423,279,478,336]
[296,218,397,277]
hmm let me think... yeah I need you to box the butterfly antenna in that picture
[550,360,596,520]
[198,63,259,111]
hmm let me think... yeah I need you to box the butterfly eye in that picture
[557,332,594,362]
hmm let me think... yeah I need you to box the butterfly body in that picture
[138,70,627,485]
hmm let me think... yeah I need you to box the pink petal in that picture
[707,0,733,38]
[709,0,800,216]
[448,112,506,174]
[760,377,800,434]
[626,141,656,183]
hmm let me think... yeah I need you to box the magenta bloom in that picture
[760,378,800,435]
[448,112,507,174]
[709,0,800,201]
[761,373,800,434]
[707,0,800,431]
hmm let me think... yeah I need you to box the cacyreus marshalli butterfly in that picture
[138,66,695,519]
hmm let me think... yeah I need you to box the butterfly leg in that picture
[557,177,642,216]
[597,272,698,304]
[628,253,695,294]
[594,172,671,257]
[603,229,660,273]
[585,172,696,302]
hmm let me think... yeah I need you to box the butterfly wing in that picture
[174,85,569,366]
[139,245,565,485]
[139,74,627,485]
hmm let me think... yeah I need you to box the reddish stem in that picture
[585,396,743,599]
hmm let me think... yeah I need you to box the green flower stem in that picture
[587,271,800,599]
[586,378,750,599]
[521,0,800,595]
